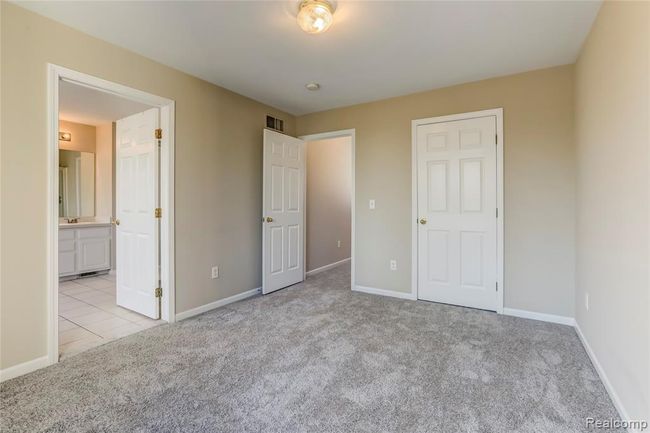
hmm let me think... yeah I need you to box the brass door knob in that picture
[266,217,274,223]
[419,218,427,225]
[112,218,120,226]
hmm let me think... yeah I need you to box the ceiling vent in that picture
[266,115,284,132]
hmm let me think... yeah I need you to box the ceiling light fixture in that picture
[305,82,321,91]
[297,0,335,34]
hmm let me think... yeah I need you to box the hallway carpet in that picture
[1,265,622,432]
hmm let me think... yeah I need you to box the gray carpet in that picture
[1,264,622,432]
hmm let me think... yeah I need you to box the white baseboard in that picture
[504,309,639,431]
[0,355,50,382]
[306,258,351,277]
[353,285,417,300]
[502,307,576,326]
[575,323,639,433]
[175,287,261,321]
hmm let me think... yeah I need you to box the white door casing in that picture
[262,129,306,294]
[46,64,175,373]
[115,108,160,318]
[416,114,499,311]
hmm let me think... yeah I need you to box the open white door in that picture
[262,129,306,294]
[115,108,161,319]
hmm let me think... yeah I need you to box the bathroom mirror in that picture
[59,150,95,218]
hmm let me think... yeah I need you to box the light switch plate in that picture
[211,266,219,279]
[369,199,376,210]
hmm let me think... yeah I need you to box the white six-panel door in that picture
[262,129,305,294]
[115,108,160,318]
[416,115,498,311]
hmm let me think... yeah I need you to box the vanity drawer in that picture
[59,229,75,241]
[77,227,111,239]
[59,239,75,253]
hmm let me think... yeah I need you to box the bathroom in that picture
[57,80,162,359]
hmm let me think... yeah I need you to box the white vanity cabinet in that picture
[59,224,112,277]
[59,229,77,276]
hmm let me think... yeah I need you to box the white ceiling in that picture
[59,80,151,126]
[20,1,601,115]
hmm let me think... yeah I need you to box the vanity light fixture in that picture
[59,132,72,142]
[297,0,335,34]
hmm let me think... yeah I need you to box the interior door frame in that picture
[411,109,504,313]
[46,64,176,366]
[299,129,356,294]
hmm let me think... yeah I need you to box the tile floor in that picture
[58,273,161,359]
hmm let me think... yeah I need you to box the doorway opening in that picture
[260,129,355,295]
[47,65,176,363]
[304,135,353,278]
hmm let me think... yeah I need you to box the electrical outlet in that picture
[369,199,376,210]
[585,293,589,311]
[211,266,219,279]
[390,259,397,271]
[337,240,341,248]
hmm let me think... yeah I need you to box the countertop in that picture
[59,221,111,229]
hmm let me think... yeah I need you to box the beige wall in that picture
[0,3,294,369]
[95,123,112,219]
[574,0,649,422]
[296,65,576,317]
[306,137,351,272]
[58,120,95,153]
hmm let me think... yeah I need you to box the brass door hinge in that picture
[155,128,162,139]
[155,208,162,218]
[155,287,162,298]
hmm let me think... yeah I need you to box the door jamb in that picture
[47,64,176,366]
[299,129,356,294]
[411,108,504,313]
